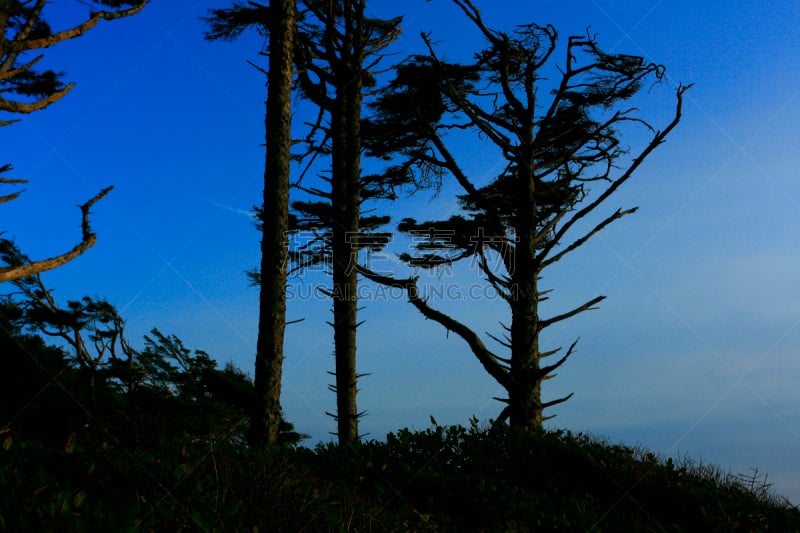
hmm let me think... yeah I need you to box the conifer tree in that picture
[360,0,688,430]
[288,0,401,443]
[207,0,403,443]
[205,0,297,445]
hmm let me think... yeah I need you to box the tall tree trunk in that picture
[250,0,295,446]
[330,2,363,443]
[509,146,543,430]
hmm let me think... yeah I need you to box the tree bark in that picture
[508,144,543,430]
[249,0,295,446]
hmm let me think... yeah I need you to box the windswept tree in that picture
[0,0,147,282]
[1,240,138,409]
[0,252,308,446]
[360,0,688,430]
[204,0,297,445]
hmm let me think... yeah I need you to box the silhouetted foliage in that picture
[0,263,307,449]
[0,303,82,445]
[1,418,797,530]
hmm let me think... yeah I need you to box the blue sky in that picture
[3,0,800,504]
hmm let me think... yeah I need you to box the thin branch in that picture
[543,206,637,268]
[0,54,44,82]
[540,296,605,329]
[0,186,112,282]
[539,84,690,261]
[541,392,574,409]
[539,339,579,377]
[356,263,509,385]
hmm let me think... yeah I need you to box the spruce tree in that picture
[360,0,689,429]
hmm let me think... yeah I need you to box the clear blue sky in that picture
[3,0,800,504]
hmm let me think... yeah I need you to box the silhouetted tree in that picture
[0,0,146,282]
[1,240,138,410]
[287,0,401,443]
[206,0,403,444]
[204,0,297,445]
[360,0,689,430]
[134,328,307,445]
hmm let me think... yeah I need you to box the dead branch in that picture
[0,186,112,282]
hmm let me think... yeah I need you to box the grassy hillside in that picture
[2,420,798,531]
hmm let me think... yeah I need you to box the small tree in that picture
[0,0,147,282]
[361,0,688,430]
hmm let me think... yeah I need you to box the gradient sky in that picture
[3,0,800,504]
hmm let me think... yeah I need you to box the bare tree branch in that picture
[539,339,579,378]
[0,186,112,282]
[541,392,574,409]
[543,207,637,268]
[539,84,691,262]
[0,82,74,115]
[356,263,510,386]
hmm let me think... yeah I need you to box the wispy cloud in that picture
[205,199,257,220]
